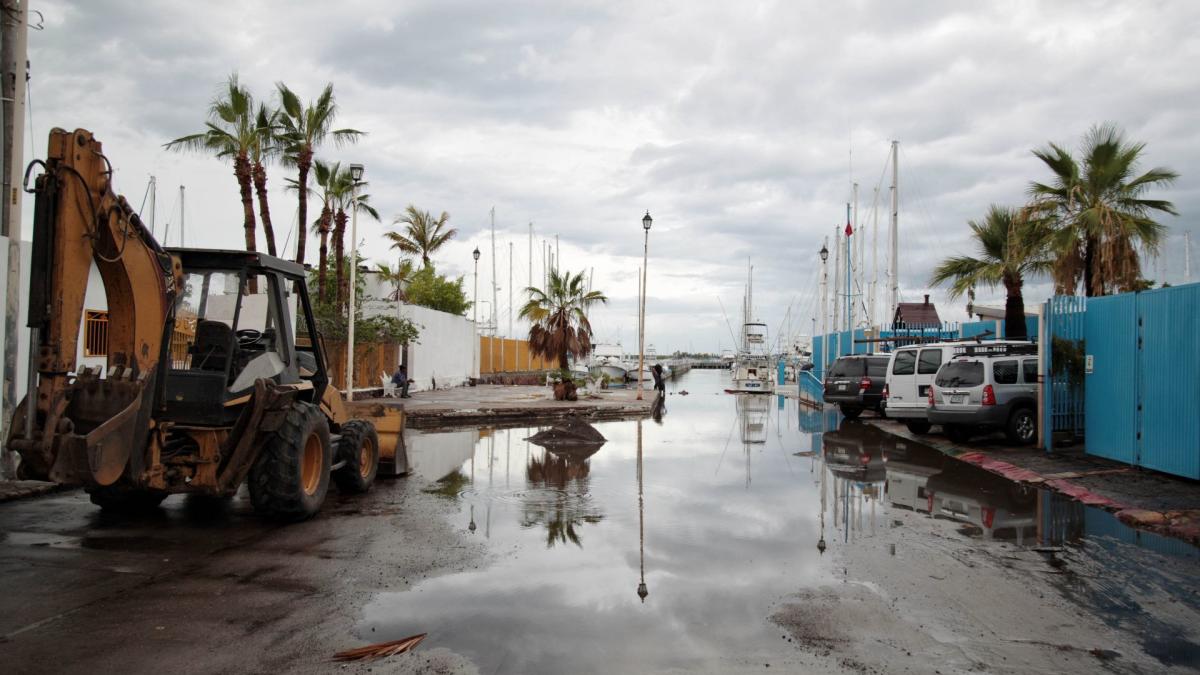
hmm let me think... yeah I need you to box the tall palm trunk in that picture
[1002,271,1027,340]
[294,147,313,265]
[317,205,331,303]
[1084,234,1100,297]
[235,153,257,252]
[334,208,349,310]
[234,152,258,293]
[252,160,277,256]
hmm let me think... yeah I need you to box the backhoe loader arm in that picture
[8,128,182,484]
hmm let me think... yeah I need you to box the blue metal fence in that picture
[1136,284,1200,479]
[1046,282,1200,479]
[1082,294,1137,464]
[1043,296,1087,448]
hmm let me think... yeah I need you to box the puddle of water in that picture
[373,370,1199,673]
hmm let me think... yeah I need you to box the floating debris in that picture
[526,419,607,448]
[333,632,427,662]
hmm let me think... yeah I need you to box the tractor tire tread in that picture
[248,401,331,522]
[333,419,379,494]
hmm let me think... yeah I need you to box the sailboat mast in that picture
[890,141,899,318]
[490,207,497,335]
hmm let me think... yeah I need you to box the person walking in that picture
[391,364,411,398]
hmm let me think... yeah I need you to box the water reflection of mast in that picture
[636,419,648,603]
[818,455,827,554]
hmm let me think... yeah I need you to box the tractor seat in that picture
[190,320,234,372]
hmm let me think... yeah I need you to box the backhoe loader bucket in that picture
[348,403,407,476]
[8,367,155,486]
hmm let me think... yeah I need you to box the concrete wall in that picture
[1,237,31,448]
[363,299,478,391]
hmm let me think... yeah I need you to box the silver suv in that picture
[927,343,1038,445]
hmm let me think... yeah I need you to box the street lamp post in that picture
[637,211,653,401]
[473,247,481,378]
[345,163,364,397]
[819,242,829,376]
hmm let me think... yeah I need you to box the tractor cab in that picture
[160,248,328,425]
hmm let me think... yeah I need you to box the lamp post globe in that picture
[349,163,364,182]
[819,244,829,263]
[642,211,653,231]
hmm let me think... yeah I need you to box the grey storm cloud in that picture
[25,0,1200,352]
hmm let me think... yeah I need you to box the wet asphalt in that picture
[1,369,1198,674]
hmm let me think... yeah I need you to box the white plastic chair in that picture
[381,371,397,398]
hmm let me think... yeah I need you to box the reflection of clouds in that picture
[365,374,833,671]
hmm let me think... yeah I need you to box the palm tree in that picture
[519,268,607,369]
[165,74,259,255]
[250,103,279,256]
[386,205,456,268]
[276,82,364,267]
[930,205,1052,340]
[375,259,416,302]
[1028,123,1178,296]
[329,169,381,309]
[288,159,340,302]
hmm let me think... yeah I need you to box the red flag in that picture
[845,221,853,236]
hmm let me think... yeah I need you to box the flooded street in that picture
[384,369,1200,673]
[1,369,1199,673]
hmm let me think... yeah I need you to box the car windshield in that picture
[936,361,985,387]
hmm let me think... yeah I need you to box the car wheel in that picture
[904,420,932,435]
[1005,407,1037,445]
[944,424,972,444]
[839,404,862,420]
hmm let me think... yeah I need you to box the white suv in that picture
[882,342,954,434]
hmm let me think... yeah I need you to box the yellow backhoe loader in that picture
[5,128,407,520]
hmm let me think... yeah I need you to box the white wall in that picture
[1,237,31,443]
[78,262,108,372]
[363,299,479,391]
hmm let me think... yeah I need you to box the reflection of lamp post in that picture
[636,419,648,602]
[637,211,652,401]
[345,163,365,395]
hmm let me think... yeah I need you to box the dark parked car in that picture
[823,355,890,419]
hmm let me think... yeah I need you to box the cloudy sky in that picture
[23,0,1200,353]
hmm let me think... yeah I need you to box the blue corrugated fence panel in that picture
[1137,284,1200,479]
[1083,294,1137,464]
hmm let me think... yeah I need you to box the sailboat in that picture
[726,262,775,394]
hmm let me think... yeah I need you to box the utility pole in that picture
[2,0,29,479]
[148,176,157,238]
[1178,230,1191,282]
[490,208,497,337]
[508,241,513,339]
[179,185,185,246]
[889,140,899,319]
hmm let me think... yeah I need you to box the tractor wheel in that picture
[333,420,379,494]
[86,485,168,512]
[248,401,332,522]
